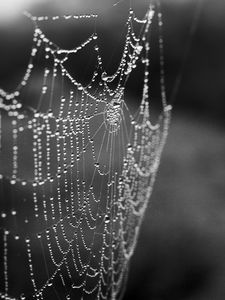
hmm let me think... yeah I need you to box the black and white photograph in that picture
[0,0,224,299]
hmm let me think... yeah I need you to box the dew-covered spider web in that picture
[0,2,172,300]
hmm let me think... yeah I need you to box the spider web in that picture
[0,2,172,300]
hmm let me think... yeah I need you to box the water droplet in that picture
[47,281,53,286]
[105,215,110,223]
[1,212,6,218]
[11,210,17,216]
[10,179,16,185]
[101,72,108,81]
[136,45,143,53]
[113,102,120,108]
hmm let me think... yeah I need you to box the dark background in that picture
[0,0,225,299]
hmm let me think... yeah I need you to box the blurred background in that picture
[0,0,225,299]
